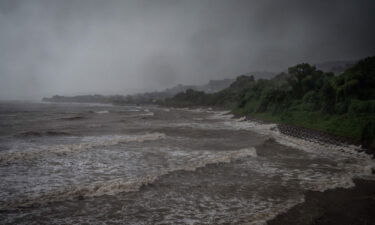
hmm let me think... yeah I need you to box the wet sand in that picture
[268,179,375,225]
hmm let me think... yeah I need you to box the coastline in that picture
[267,178,375,225]
[228,110,375,225]
[232,112,375,156]
[40,100,375,154]
[16,102,375,224]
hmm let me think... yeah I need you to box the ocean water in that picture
[0,102,374,225]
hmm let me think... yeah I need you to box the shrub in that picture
[349,100,375,114]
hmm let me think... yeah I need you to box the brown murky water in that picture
[0,102,373,225]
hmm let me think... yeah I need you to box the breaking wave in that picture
[211,111,375,190]
[212,111,372,160]
[94,110,109,114]
[0,133,166,164]
[140,112,154,116]
[1,147,257,210]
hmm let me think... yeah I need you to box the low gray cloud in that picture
[0,0,374,100]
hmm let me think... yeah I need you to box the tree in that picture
[320,81,336,114]
[287,63,317,98]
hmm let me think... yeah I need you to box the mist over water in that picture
[0,0,375,100]
[0,102,374,224]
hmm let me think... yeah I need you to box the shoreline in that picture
[231,112,375,157]
[166,104,373,154]
[236,114,375,225]
[229,110,375,225]
[39,101,375,155]
[13,102,375,225]
[267,178,375,225]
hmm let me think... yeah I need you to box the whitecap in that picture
[95,110,109,114]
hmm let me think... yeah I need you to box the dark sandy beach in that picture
[268,179,375,225]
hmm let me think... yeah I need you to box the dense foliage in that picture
[164,56,375,147]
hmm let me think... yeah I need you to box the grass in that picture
[232,108,374,141]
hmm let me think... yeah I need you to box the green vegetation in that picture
[163,56,375,148]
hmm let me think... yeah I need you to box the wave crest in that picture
[212,111,372,161]
[0,147,257,210]
[0,133,166,164]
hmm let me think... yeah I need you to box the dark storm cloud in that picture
[0,0,374,100]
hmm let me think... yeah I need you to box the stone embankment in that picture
[276,123,375,157]
[277,124,351,147]
[243,115,374,155]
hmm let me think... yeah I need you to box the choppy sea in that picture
[0,101,374,225]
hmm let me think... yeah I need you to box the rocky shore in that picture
[241,114,375,156]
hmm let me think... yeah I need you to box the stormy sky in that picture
[0,0,374,100]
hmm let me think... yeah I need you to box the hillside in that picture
[43,71,276,104]
[42,78,238,104]
[163,56,375,148]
